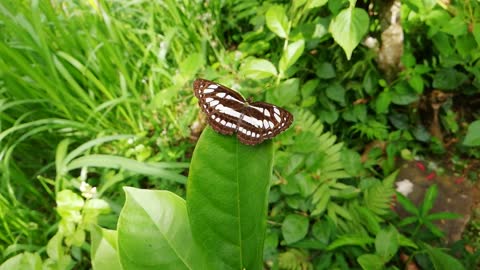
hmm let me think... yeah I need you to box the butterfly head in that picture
[245,96,254,106]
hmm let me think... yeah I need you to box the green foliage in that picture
[463,120,480,146]
[397,184,462,240]
[0,0,478,269]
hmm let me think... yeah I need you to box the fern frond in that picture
[278,249,313,270]
[293,110,350,181]
[363,170,398,216]
[350,119,389,140]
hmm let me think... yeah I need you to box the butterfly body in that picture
[193,78,293,145]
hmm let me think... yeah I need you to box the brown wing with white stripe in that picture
[193,78,246,135]
[236,102,293,145]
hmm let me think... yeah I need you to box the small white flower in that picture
[396,179,414,196]
[80,181,97,199]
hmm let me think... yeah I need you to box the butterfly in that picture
[193,78,293,145]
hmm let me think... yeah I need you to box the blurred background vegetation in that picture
[0,0,479,269]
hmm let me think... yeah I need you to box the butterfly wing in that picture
[193,79,246,135]
[236,102,293,145]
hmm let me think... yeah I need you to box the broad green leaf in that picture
[425,245,466,270]
[312,219,332,245]
[177,52,204,84]
[441,15,467,37]
[91,226,122,270]
[267,78,300,107]
[375,226,398,261]
[412,124,431,142]
[329,7,369,59]
[391,83,419,105]
[326,83,346,105]
[0,252,42,270]
[328,0,349,15]
[306,0,328,9]
[363,70,379,95]
[432,33,454,56]
[315,62,336,79]
[279,40,305,75]
[455,35,478,59]
[375,91,391,114]
[301,79,319,98]
[463,120,480,146]
[46,233,72,268]
[282,214,309,244]
[357,254,384,270]
[408,75,424,93]
[473,23,480,46]
[266,5,289,38]
[117,188,206,270]
[240,58,278,79]
[432,68,468,90]
[187,127,273,270]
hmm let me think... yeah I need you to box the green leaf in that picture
[326,234,374,250]
[432,68,468,90]
[282,214,309,244]
[357,254,384,270]
[427,212,461,221]
[315,62,336,79]
[412,124,431,142]
[391,83,419,105]
[473,23,480,46]
[267,78,300,107]
[117,188,206,270]
[397,216,418,227]
[408,75,424,93]
[396,192,419,216]
[240,58,278,80]
[91,226,122,270]
[266,5,289,39]
[432,33,454,56]
[441,15,467,37]
[312,219,332,245]
[67,155,187,184]
[420,184,438,216]
[375,226,398,261]
[177,52,204,84]
[187,127,273,270]
[463,120,480,146]
[375,91,391,114]
[306,0,328,9]
[424,220,445,237]
[425,245,466,270]
[311,188,330,216]
[279,39,305,75]
[356,207,380,234]
[329,7,369,59]
[326,83,346,105]
[0,252,42,270]
[398,233,418,249]
[453,35,475,59]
